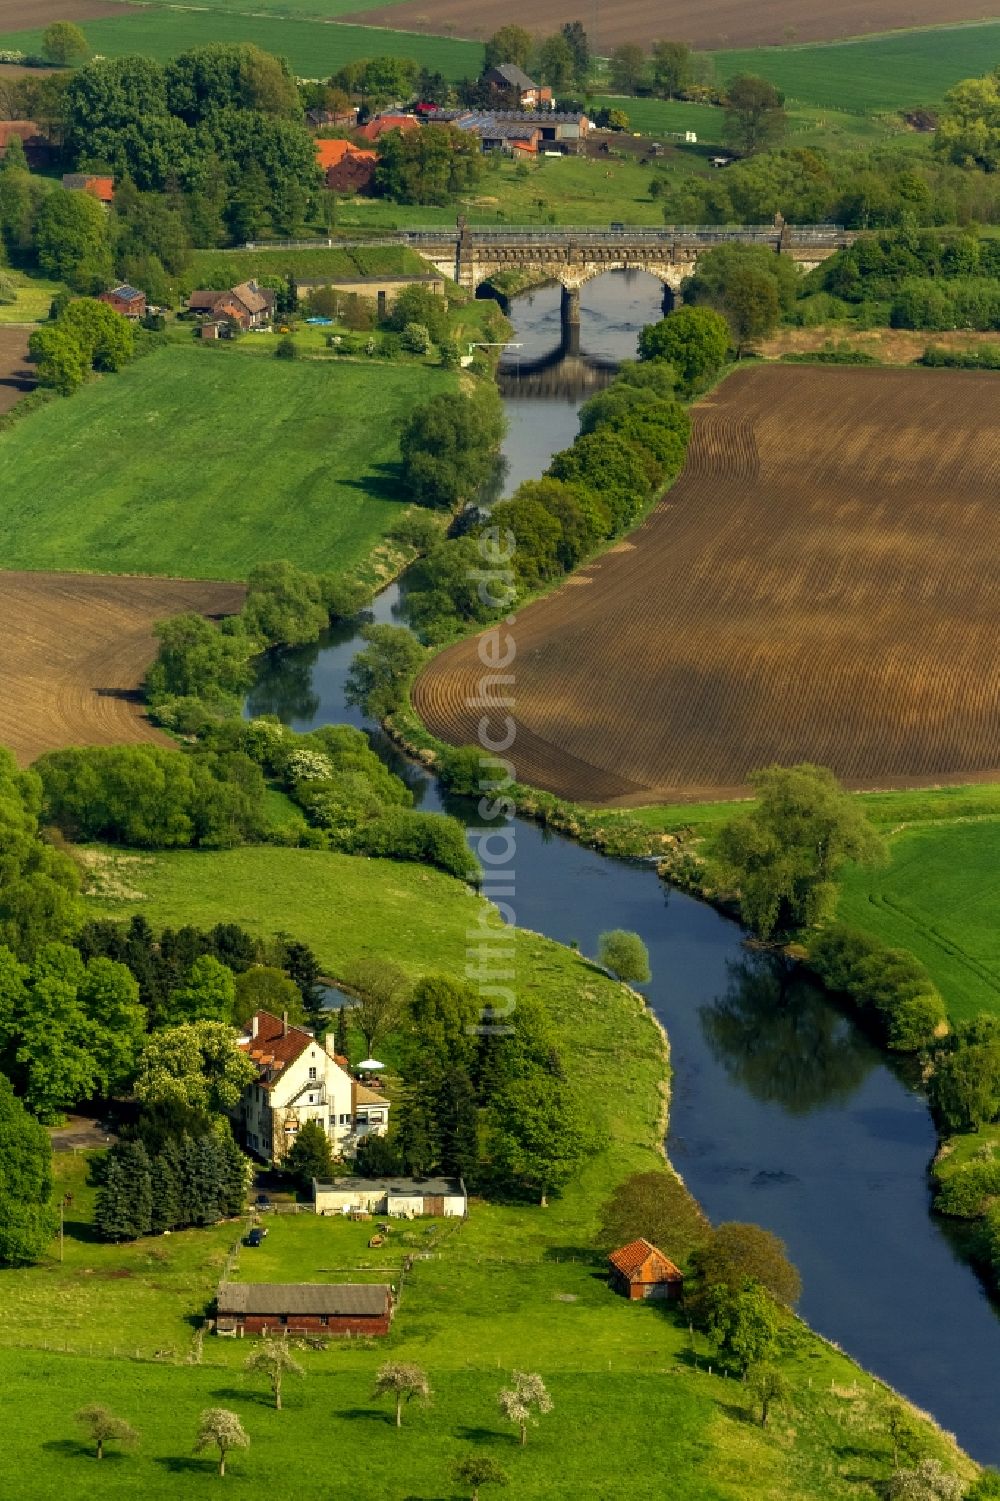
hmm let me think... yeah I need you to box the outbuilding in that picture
[608,1238,684,1302]
[215,1281,394,1337]
[314,1175,467,1219]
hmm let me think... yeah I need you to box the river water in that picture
[251,272,1000,1462]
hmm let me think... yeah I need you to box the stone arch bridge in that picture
[400,221,854,328]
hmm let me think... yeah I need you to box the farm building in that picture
[62,173,114,204]
[186,281,275,331]
[216,1282,394,1337]
[484,63,553,110]
[435,109,589,152]
[314,1175,467,1219]
[235,1011,390,1164]
[608,1239,684,1302]
[0,121,48,168]
[357,112,421,143]
[315,137,378,193]
[98,285,147,320]
[295,272,446,315]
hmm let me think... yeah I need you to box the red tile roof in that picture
[357,114,420,142]
[608,1238,683,1282]
[315,138,377,170]
[240,1011,316,1087]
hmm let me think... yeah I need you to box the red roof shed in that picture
[608,1238,684,1301]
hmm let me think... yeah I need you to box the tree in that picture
[375,125,482,207]
[929,1039,1000,1132]
[169,954,236,1024]
[888,1458,965,1501]
[608,44,647,95]
[345,956,410,1056]
[560,22,590,85]
[0,1073,57,1264]
[284,1118,334,1191]
[747,1363,788,1427]
[483,26,533,71]
[244,1337,305,1410]
[651,40,691,99]
[134,1021,257,1115]
[598,930,650,983]
[42,21,91,67]
[34,188,113,291]
[535,34,577,93]
[712,763,885,940]
[497,1370,552,1446]
[194,1409,249,1477]
[724,73,787,156]
[373,1362,431,1428]
[453,1455,510,1500]
[936,68,1000,173]
[399,388,505,510]
[691,1222,801,1306]
[28,324,89,396]
[715,265,781,353]
[345,624,425,721]
[234,966,303,1027]
[486,1074,588,1205]
[75,1404,138,1461]
[597,1169,710,1264]
[95,1141,152,1241]
[638,306,730,394]
[704,1282,778,1375]
[0,132,28,173]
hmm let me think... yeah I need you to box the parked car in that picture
[255,1193,272,1212]
[245,1226,267,1247]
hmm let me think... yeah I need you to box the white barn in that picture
[313,1175,468,1219]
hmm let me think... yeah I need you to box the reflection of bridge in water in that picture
[496,319,620,398]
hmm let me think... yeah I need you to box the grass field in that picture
[593,94,924,154]
[186,244,430,287]
[0,11,483,79]
[714,23,1000,112]
[0,344,454,580]
[0,842,959,1497]
[0,271,63,326]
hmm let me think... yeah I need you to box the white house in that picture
[236,1011,389,1165]
[314,1175,468,1219]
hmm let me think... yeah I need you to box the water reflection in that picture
[248,641,321,723]
[700,952,879,1115]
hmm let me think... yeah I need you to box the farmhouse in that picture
[315,137,377,193]
[98,285,147,321]
[357,112,421,143]
[62,173,114,205]
[216,1281,394,1337]
[608,1239,684,1301]
[236,1011,390,1165]
[186,280,275,330]
[314,1175,468,1219]
[0,121,48,168]
[484,63,553,111]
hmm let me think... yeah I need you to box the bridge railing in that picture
[246,225,849,253]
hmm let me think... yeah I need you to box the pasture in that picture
[344,0,1000,53]
[414,365,1000,806]
[0,572,243,765]
[0,10,483,80]
[0,345,453,580]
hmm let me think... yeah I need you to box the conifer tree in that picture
[218,1129,251,1218]
[190,1134,223,1226]
[285,1119,334,1191]
[96,1142,152,1240]
[334,1004,348,1058]
[150,1137,183,1233]
[438,1066,479,1181]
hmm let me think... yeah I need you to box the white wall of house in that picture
[241,1034,388,1165]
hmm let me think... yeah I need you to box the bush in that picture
[400,321,431,353]
[399,388,506,510]
[274,334,298,359]
[934,1157,1000,1218]
[638,307,729,394]
[598,930,650,983]
[808,925,945,1050]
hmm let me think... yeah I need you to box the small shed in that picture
[314,1175,467,1219]
[608,1238,684,1302]
[216,1281,394,1337]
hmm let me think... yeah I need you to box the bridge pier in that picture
[561,284,581,331]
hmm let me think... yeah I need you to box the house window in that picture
[308,1094,315,1104]
[279,1315,288,1327]
[320,1315,329,1327]
[308,1066,317,1080]
[339,1113,351,1126]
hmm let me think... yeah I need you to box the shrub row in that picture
[921,342,1000,369]
[807,924,946,1051]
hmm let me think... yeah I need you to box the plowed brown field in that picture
[0,572,244,765]
[0,328,33,416]
[0,0,133,25]
[414,366,1000,806]
[344,0,993,51]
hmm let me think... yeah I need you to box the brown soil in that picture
[0,571,245,765]
[342,0,995,51]
[414,365,1000,805]
[0,0,133,27]
[0,327,33,415]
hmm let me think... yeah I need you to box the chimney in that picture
[282,1010,288,1038]
[251,1015,259,1039]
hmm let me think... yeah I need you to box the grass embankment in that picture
[0,13,483,81]
[2,842,959,1497]
[0,343,454,581]
[186,245,432,287]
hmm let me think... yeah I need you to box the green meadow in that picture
[0,344,454,580]
[714,22,1000,112]
[0,12,483,80]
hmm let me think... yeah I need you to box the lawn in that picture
[0,344,455,580]
[0,842,970,1498]
[0,12,483,80]
[0,271,63,325]
[713,22,1000,112]
[593,93,926,155]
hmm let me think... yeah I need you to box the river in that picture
[251,272,1000,1463]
